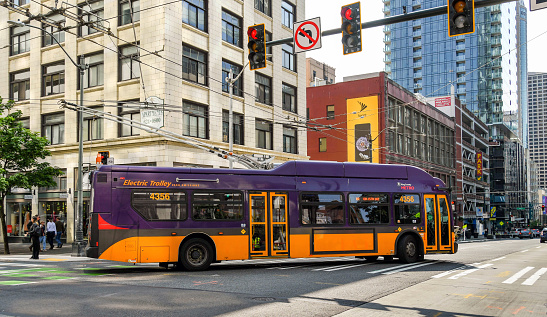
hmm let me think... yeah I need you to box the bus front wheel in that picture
[398,235,419,263]
[179,238,213,271]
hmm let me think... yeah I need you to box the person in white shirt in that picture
[46,218,57,250]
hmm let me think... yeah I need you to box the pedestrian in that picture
[39,221,47,251]
[55,217,64,248]
[46,217,57,250]
[26,216,35,252]
[29,216,41,260]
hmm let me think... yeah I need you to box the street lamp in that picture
[8,20,88,256]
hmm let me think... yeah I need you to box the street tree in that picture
[0,98,62,254]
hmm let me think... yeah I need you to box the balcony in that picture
[383,25,391,33]
[384,55,392,63]
[412,19,421,27]
[456,55,465,61]
[383,36,391,44]
[492,83,502,90]
[490,37,501,46]
[491,25,501,34]
[413,51,422,57]
[385,64,391,72]
[490,13,501,23]
[492,48,501,56]
[456,44,466,51]
[413,73,422,78]
[456,66,466,73]
[491,59,501,68]
[413,40,422,47]
[491,4,501,12]
[457,88,466,94]
[383,6,390,13]
[491,70,502,78]
[412,0,421,6]
[383,46,391,53]
[414,61,422,68]
[413,30,422,37]
[414,83,422,88]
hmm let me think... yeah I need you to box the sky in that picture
[305,0,547,81]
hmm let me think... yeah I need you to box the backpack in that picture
[30,223,41,237]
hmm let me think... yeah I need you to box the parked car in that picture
[540,228,547,243]
[531,229,540,238]
[517,229,532,239]
[509,228,520,238]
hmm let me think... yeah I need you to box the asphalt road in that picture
[0,238,545,317]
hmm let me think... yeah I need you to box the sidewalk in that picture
[1,241,72,256]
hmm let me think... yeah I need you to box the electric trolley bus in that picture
[86,161,457,270]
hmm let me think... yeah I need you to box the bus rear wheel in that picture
[398,235,419,263]
[179,238,213,271]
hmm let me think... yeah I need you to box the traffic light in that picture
[448,0,475,37]
[247,24,266,70]
[98,151,109,165]
[341,2,362,55]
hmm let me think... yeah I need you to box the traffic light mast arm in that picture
[265,0,516,47]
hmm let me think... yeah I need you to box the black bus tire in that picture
[398,235,419,263]
[179,238,213,271]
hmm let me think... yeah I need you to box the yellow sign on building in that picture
[346,96,379,163]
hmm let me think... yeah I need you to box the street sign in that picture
[530,0,547,11]
[293,17,322,53]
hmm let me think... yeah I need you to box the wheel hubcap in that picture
[406,242,416,257]
[188,246,205,264]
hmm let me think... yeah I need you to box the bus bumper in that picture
[86,246,99,258]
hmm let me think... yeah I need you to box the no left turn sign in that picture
[293,17,322,53]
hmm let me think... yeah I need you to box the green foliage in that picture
[0,97,63,254]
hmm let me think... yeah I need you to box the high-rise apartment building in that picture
[383,0,527,136]
[528,72,547,189]
[0,0,307,242]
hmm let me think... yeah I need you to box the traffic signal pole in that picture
[266,0,516,47]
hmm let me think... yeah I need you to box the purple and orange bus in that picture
[86,161,457,270]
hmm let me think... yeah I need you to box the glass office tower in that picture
[383,0,527,137]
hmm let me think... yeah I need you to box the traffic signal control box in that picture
[341,2,362,55]
[247,24,266,70]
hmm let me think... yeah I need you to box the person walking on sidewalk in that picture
[29,216,41,259]
[55,217,64,248]
[39,220,47,251]
[46,218,57,250]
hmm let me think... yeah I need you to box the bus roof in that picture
[99,161,434,181]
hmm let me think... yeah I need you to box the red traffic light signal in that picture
[98,151,109,165]
[247,24,266,70]
[448,0,475,37]
[341,2,362,55]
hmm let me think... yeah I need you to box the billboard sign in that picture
[346,96,379,163]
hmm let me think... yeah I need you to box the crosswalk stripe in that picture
[322,263,371,272]
[448,263,492,280]
[368,262,418,274]
[313,263,359,271]
[521,268,547,286]
[502,267,535,284]
[382,261,435,275]
[491,256,506,262]
[431,266,467,278]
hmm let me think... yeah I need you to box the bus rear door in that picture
[249,192,289,257]
[424,194,453,253]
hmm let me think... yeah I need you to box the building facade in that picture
[1,0,307,242]
[306,57,335,87]
[382,0,527,134]
[307,72,457,200]
[528,72,547,189]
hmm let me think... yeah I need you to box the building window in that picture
[265,31,273,61]
[282,83,297,113]
[319,137,327,152]
[14,0,30,4]
[182,44,207,86]
[119,101,141,137]
[255,0,271,16]
[221,10,242,47]
[42,113,65,145]
[281,0,295,29]
[183,101,208,139]
[282,43,295,71]
[119,0,140,26]
[82,107,104,141]
[182,0,207,32]
[327,105,335,120]
[222,110,244,145]
[119,44,140,81]
[222,60,243,97]
[283,126,297,154]
[79,1,104,36]
[42,63,65,96]
[10,24,30,56]
[10,70,30,102]
[79,53,104,88]
[42,14,65,47]
[255,119,273,150]
[255,73,272,104]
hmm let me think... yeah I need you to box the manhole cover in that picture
[252,297,275,302]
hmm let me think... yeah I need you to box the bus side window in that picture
[394,194,421,224]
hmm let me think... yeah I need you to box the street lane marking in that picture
[431,266,467,278]
[367,263,418,274]
[382,261,435,275]
[313,263,361,271]
[521,268,547,286]
[502,266,534,284]
[520,250,529,253]
[448,263,493,280]
[322,263,372,272]
[0,280,38,286]
[491,256,506,262]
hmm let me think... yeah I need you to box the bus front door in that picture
[249,192,289,257]
[424,194,453,253]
